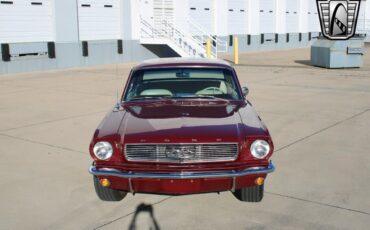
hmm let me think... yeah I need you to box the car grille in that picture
[124,143,239,163]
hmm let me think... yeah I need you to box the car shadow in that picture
[128,203,161,230]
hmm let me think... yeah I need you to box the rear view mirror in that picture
[242,86,249,97]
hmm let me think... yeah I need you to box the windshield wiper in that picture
[166,95,229,101]
[129,95,229,102]
[130,96,165,101]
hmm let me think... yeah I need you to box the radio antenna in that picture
[114,63,120,111]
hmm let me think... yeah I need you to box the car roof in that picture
[132,58,233,70]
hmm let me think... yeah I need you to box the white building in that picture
[0,0,369,74]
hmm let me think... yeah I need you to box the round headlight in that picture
[93,142,113,160]
[250,140,270,159]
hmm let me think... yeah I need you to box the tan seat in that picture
[140,89,173,96]
[196,81,228,95]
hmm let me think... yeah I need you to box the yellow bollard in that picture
[234,36,239,65]
[206,38,212,59]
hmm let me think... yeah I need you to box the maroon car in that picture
[89,58,275,202]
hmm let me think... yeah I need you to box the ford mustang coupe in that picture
[89,58,275,202]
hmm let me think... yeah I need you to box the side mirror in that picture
[242,86,249,97]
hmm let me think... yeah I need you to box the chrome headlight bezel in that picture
[250,140,270,159]
[93,141,113,160]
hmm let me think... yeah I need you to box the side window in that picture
[125,72,143,100]
[224,70,239,99]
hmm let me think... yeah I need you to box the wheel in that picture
[232,184,264,202]
[93,176,127,202]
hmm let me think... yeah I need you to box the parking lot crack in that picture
[0,110,107,132]
[0,133,86,155]
[275,108,370,153]
[266,192,370,216]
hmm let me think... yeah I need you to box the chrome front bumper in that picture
[89,161,275,180]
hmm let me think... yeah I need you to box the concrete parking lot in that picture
[0,47,369,230]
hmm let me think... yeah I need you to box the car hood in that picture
[118,102,268,144]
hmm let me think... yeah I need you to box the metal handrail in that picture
[187,17,228,53]
[187,18,217,57]
[161,20,205,57]
[139,16,232,58]
[140,17,212,58]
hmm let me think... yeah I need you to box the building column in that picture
[299,0,309,33]
[276,0,287,34]
[247,0,260,35]
[215,0,228,36]
[53,0,79,43]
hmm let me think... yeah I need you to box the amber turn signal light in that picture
[255,177,265,186]
[100,178,111,187]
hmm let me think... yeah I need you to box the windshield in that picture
[123,68,242,101]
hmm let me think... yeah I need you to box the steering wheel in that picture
[196,87,224,95]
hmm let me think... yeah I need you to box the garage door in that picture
[285,0,300,33]
[0,0,54,43]
[78,0,121,41]
[308,0,320,32]
[189,0,214,34]
[227,0,247,35]
[259,0,276,34]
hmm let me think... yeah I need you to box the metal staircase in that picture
[140,17,227,58]
[187,17,228,54]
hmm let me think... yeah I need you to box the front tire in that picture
[232,184,264,202]
[93,176,127,201]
